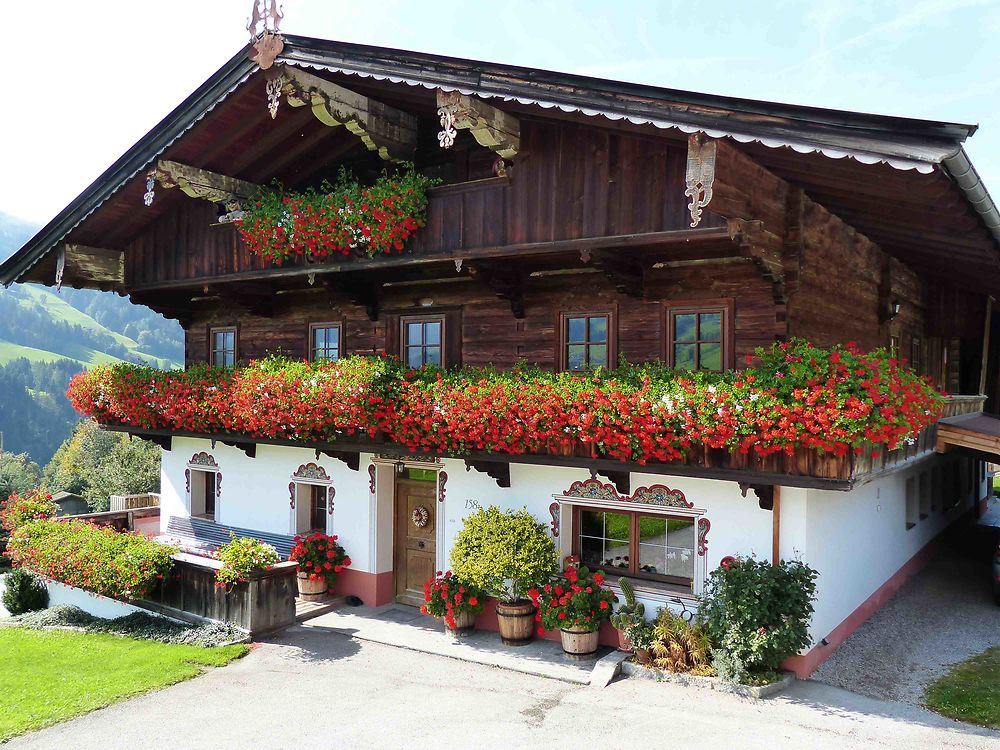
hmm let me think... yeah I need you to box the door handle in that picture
[416,540,425,549]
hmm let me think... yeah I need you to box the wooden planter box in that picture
[145,553,298,637]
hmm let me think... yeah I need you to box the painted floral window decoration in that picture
[236,164,439,262]
[68,339,942,464]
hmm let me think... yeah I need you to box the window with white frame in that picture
[186,453,221,521]
[289,463,333,535]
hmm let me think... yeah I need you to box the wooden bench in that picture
[164,516,296,559]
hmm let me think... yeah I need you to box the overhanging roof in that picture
[2,35,998,290]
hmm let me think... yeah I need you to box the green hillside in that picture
[0,211,184,464]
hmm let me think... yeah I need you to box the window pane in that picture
[638,544,666,576]
[604,538,631,569]
[406,347,423,369]
[638,516,667,544]
[424,346,441,366]
[580,510,603,537]
[674,343,696,369]
[604,512,630,540]
[674,314,696,342]
[223,331,235,348]
[588,316,608,343]
[407,322,423,346]
[567,345,587,371]
[314,328,325,350]
[581,536,603,567]
[665,519,695,580]
[567,317,587,343]
[424,321,441,345]
[589,344,608,369]
[700,342,722,371]
[699,312,721,342]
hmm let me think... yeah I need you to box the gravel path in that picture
[812,547,1000,706]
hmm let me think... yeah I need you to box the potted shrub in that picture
[421,570,486,635]
[649,608,714,675]
[215,535,279,591]
[609,576,646,652]
[450,506,557,646]
[531,562,616,657]
[290,532,351,600]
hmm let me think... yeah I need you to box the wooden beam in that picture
[280,66,417,162]
[56,243,124,286]
[772,486,781,566]
[154,160,259,204]
[464,460,511,488]
[980,296,993,397]
[589,250,644,297]
[436,90,519,159]
[467,262,526,318]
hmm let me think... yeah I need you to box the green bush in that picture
[449,506,557,603]
[2,568,49,615]
[215,536,279,589]
[7,519,175,600]
[650,607,714,675]
[699,556,818,679]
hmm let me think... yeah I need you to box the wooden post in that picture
[771,486,782,566]
[979,296,993,397]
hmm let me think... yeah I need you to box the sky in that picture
[3,0,1000,225]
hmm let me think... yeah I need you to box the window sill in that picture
[608,578,698,606]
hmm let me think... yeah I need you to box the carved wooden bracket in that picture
[154,160,258,207]
[590,250,644,298]
[465,459,511,488]
[222,440,257,458]
[320,449,361,472]
[143,433,172,451]
[739,482,775,511]
[685,134,716,227]
[597,470,630,496]
[436,90,519,159]
[467,262,526,318]
[280,66,418,162]
[56,243,124,288]
[323,276,379,321]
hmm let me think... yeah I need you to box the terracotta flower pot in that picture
[634,647,653,665]
[496,600,536,646]
[560,627,600,657]
[445,609,476,636]
[616,629,634,653]
[296,572,328,601]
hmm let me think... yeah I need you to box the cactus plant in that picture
[610,576,646,632]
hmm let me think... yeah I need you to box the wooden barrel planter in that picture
[296,572,328,602]
[560,627,600,658]
[496,600,536,645]
[446,609,476,636]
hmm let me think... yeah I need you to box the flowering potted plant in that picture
[215,535,279,590]
[290,531,351,600]
[421,570,486,635]
[531,562,617,657]
[450,506,558,646]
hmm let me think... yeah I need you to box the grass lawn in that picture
[925,646,1000,728]
[0,628,247,741]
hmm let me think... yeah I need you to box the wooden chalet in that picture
[3,32,1000,676]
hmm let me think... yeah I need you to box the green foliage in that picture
[649,607,713,674]
[2,567,49,615]
[0,358,82,467]
[610,576,646,633]
[7,519,176,600]
[699,556,818,677]
[449,506,558,603]
[42,420,160,511]
[0,628,245,741]
[925,646,1000,728]
[215,535,279,589]
[0,451,41,500]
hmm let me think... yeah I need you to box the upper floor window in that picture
[402,315,444,368]
[666,303,730,372]
[911,336,923,375]
[210,327,237,368]
[310,323,342,362]
[561,312,612,371]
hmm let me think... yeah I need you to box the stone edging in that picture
[620,659,795,699]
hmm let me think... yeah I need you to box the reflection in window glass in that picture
[670,310,724,371]
[404,319,444,368]
[564,315,610,371]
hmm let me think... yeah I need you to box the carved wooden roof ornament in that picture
[684,133,716,227]
[435,90,520,159]
[151,160,259,212]
[246,0,284,70]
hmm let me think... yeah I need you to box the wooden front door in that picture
[394,478,437,606]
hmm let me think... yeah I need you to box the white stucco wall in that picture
[799,454,982,642]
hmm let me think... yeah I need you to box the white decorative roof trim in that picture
[282,59,936,174]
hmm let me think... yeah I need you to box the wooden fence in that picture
[109,493,160,511]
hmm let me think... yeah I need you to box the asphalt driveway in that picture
[7,623,997,750]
